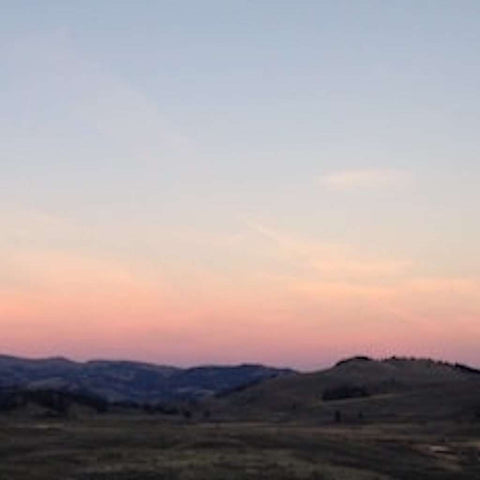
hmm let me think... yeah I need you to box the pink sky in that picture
[2,223,479,370]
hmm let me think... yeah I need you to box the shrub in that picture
[322,384,370,401]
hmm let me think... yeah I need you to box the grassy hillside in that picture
[209,357,480,423]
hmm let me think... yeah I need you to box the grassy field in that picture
[0,415,479,479]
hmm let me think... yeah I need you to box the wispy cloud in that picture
[319,168,411,191]
[244,219,412,280]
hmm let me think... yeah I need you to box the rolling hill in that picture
[209,356,480,423]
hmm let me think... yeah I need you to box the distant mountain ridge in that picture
[0,354,294,403]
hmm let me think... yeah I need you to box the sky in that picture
[1,1,480,369]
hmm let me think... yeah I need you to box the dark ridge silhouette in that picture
[0,354,294,403]
[335,356,373,366]
[454,363,480,375]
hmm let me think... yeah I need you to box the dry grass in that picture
[0,415,478,479]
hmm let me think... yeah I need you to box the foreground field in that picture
[0,416,479,479]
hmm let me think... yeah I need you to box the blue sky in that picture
[1,1,480,367]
